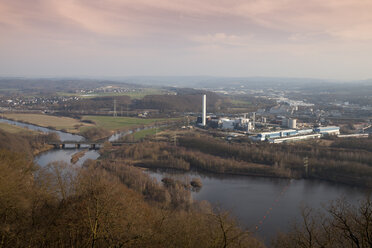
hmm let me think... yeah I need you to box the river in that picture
[1,118,368,243]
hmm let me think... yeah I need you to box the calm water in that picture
[3,118,368,243]
[35,149,100,167]
[146,169,367,243]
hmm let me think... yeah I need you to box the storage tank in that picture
[288,119,297,129]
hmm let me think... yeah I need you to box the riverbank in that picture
[33,144,55,156]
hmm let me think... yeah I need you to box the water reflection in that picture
[146,168,366,243]
[35,149,100,167]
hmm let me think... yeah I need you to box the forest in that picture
[0,128,263,248]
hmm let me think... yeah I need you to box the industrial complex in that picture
[197,94,341,143]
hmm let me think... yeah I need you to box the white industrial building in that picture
[220,117,251,130]
[297,129,313,135]
[250,126,340,143]
[314,126,340,136]
[250,129,298,141]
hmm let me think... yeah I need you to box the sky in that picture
[1,0,372,80]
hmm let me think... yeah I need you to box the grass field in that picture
[229,99,252,107]
[0,122,36,134]
[133,128,158,140]
[82,115,177,131]
[2,113,92,133]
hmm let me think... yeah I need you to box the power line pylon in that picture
[113,99,117,117]
[304,156,309,177]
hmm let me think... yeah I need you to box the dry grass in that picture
[0,122,36,134]
[2,113,93,133]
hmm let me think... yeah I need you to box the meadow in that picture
[133,128,158,140]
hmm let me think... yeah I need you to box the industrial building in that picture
[220,117,250,130]
[250,126,340,142]
[297,129,314,135]
[313,126,340,135]
[220,118,236,130]
[250,129,298,141]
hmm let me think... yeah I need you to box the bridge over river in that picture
[48,141,135,149]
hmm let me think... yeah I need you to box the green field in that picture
[229,99,252,107]
[133,128,157,140]
[82,115,178,131]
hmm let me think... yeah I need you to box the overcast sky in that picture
[1,0,372,80]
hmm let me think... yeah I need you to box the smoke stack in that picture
[252,112,256,130]
[202,94,206,126]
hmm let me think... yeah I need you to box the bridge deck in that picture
[48,141,135,145]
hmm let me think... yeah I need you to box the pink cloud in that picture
[1,0,372,80]
[1,0,372,41]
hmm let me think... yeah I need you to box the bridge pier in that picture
[75,143,80,149]
[90,144,96,149]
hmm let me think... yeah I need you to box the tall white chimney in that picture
[202,94,206,126]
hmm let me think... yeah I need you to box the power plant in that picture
[194,94,340,144]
